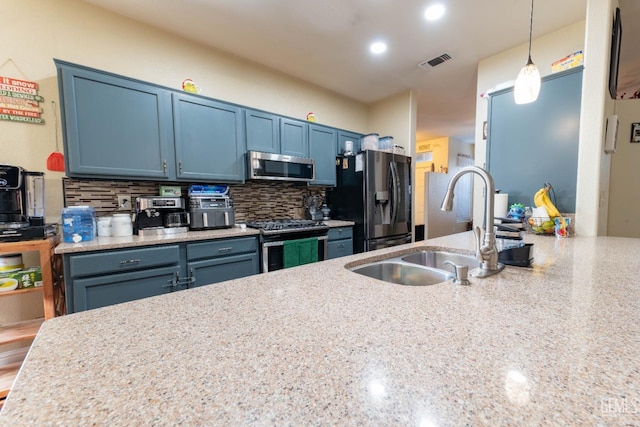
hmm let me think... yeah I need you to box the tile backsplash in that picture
[62,178,326,222]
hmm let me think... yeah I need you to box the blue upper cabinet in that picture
[280,118,308,157]
[308,124,337,186]
[173,93,245,182]
[245,109,279,153]
[337,130,362,156]
[56,60,175,180]
[245,111,308,157]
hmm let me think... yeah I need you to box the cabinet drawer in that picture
[187,237,258,261]
[328,227,353,241]
[327,239,353,259]
[68,245,180,278]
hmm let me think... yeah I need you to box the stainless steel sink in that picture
[401,251,479,270]
[350,261,454,286]
[349,249,480,286]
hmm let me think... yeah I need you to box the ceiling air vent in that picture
[418,53,452,70]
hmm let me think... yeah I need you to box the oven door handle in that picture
[262,235,328,273]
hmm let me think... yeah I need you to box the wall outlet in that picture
[117,194,131,211]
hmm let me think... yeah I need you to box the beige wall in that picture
[608,99,640,237]
[1,0,373,224]
[475,19,593,234]
[369,90,417,155]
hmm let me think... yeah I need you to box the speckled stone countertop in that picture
[3,232,640,425]
[54,220,354,254]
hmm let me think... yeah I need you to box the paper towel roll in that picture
[494,193,509,218]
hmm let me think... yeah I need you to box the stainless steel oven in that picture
[246,219,329,272]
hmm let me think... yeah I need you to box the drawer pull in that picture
[120,259,141,265]
[217,247,233,252]
[338,244,344,248]
[163,272,179,289]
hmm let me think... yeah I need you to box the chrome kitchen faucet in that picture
[440,166,504,278]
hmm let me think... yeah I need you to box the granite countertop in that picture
[54,220,355,254]
[3,232,639,425]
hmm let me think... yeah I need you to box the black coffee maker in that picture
[0,164,55,241]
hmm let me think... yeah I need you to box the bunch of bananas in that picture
[533,184,561,218]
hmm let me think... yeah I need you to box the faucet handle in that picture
[443,260,471,286]
[473,226,483,262]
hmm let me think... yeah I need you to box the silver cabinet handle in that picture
[163,160,167,173]
[162,272,179,288]
[120,259,141,265]
[217,247,232,252]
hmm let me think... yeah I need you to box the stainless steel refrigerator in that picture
[326,150,411,253]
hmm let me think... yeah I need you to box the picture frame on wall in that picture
[631,123,640,143]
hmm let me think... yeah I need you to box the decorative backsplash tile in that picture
[62,178,326,222]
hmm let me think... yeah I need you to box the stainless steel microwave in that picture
[246,151,315,182]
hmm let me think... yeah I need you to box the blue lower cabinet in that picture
[188,253,259,287]
[186,237,259,286]
[72,265,181,312]
[63,237,260,313]
[327,227,353,259]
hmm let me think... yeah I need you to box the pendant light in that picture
[514,0,541,104]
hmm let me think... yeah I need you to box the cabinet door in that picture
[338,130,362,155]
[245,109,279,153]
[71,265,180,312]
[173,93,245,182]
[308,124,338,186]
[56,61,174,180]
[280,118,308,157]
[188,252,259,287]
[327,239,353,259]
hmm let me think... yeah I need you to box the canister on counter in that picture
[61,206,96,243]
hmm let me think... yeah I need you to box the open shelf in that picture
[0,287,43,298]
[0,236,60,404]
[0,318,43,345]
[0,346,29,399]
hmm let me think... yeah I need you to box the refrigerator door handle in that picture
[389,161,400,226]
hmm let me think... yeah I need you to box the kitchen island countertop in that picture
[3,232,639,425]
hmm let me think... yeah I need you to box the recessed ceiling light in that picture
[424,4,445,21]
[370,41,387,55]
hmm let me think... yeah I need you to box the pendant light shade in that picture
[514,0,540,105]
[514,58,541,104]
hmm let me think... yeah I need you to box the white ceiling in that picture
[83,0,592,142]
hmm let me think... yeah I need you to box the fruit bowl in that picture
[525,217,556,235]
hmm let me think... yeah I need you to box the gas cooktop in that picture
[246,219,328,234]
